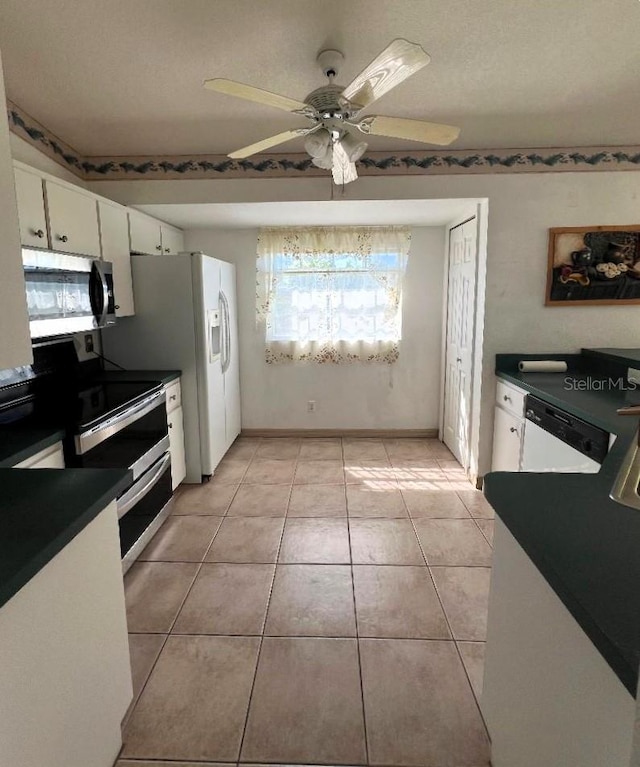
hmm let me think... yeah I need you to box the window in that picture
[256,226,410,364]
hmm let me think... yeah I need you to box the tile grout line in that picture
[343,437,371,767]
[393,443,492,739]
[234,442,298,764]
[121,439,263,747]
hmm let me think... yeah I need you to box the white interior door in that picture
[443,218,477,467]
[220,261,241,448]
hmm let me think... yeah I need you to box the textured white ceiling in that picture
[1,0,640,156]
[134,199,477,228]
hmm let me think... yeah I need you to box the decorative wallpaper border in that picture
[9,99,640,181]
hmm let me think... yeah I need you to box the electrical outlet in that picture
[307,400,316,413]
[84,334,94,353]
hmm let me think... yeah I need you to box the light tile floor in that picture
[116,437,494,767]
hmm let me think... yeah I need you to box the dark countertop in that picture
[0,468,131,610]
[0,426,66,468]
[98,369,181,386]
[486,348,640,695]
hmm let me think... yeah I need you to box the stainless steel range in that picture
[0,342,173,572]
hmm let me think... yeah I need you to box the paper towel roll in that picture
[518,360,568,373]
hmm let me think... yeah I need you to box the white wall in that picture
[89,170,640,474]
[10,134,88,186]
[184,226,445,430]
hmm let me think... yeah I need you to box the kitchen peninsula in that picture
[0,467,133,767]
[482,347,640,767]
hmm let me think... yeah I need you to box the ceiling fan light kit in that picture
[204,38,461,185]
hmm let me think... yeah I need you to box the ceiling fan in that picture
[203,38,460,185]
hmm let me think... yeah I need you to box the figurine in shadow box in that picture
[559,248,593,286]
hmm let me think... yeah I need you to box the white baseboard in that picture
[240,428,439,439]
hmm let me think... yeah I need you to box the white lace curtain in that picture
[256,226,411,364]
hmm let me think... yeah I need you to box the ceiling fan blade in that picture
[361,115,460,146]
[228,128,310,159]
[341,39,430,110]
[204,78,308,113]
[332,140,358,185]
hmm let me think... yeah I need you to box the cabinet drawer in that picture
[496,380,526,418]
[165,380,181,413]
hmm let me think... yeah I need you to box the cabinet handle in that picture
[32,228,45,238]
[168,423,173,429]
[114,305,120,310]
[503,394,512,402]
[456,357,462,363]
[170,394,177,401]
[58,234,69,243]
[164,247,171,253]
[509,426,519,434]
[156,244,162,251]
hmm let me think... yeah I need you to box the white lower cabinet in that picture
[168,404,186,490]
[491,380,526,472]
[0,502,132,767]
[483,518,637,767]
[166,379,186,489]
[491,406,523,471]
[13,442,65,469]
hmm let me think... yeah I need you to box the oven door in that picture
[118,451,173,573]
[22,247,116,338]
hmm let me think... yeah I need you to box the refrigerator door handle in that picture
[220,290,231,374]
[219,290,228,373]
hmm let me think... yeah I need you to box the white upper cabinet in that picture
[0,54,32,369]
[98,201,135,317]
[44,180,101,257]
[129,212,162,255]
[13,167,48,248]
[160,224,184,255]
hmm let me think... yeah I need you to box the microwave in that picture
[22,247,117,340]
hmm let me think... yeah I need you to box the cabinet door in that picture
[0,56,32,369]
[14,167,48,247]
[491,406,523,472]
[45,180,101,257]
[98,201,135,317]
[168,404,186,490]
[160,224,184,256]
[129,213,162,255]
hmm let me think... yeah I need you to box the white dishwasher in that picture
[521,395,609,473]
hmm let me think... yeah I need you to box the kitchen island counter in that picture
[0,467,131,609]
[486,349,640,695]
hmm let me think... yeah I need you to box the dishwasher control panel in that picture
[524,395,609,465]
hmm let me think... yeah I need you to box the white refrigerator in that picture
[102,252,241,483]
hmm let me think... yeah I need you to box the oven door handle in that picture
[90,259,110,328]
[76,389,166,454]
[117,452,171,519]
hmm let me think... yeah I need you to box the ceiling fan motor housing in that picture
[304,84,345,114]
